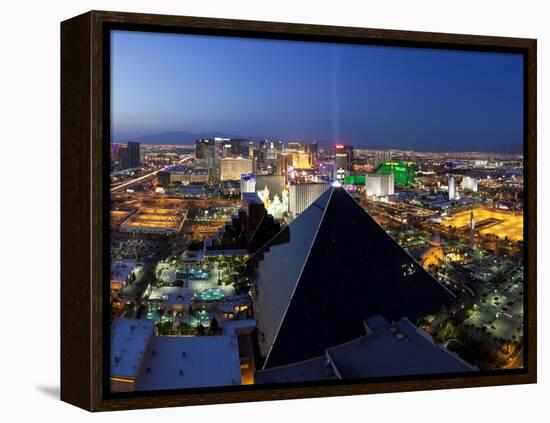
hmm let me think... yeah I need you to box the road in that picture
[110,155,193,193]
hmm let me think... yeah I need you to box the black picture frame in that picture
[61,10,537,411]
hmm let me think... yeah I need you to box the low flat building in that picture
[157,165,209,186]
[222,180,241,197]
[110,318,156,392]
[120,207,188,234]
[180,185,206,198]
[111,318,243,392]
[327,316,476,379]
[137,335,242,391]
[110,259,137,292]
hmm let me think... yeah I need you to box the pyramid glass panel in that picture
[248,188,333,362]
[249,187,455,369]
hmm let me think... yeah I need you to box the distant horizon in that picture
[111,30,524,152]
[111,130,523,155]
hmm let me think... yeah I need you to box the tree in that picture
[436,321,456,342]
[179,322,192,336]
[196,324,206,336]
[157,321,171,336]
[209,317,219,334]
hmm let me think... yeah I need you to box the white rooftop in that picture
[111,318,155,379]
[137,335,242,391]
[149,286,192,306]
[111,259,136,282]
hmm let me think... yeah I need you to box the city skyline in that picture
[111,30,524,152]
[108,30,525,393]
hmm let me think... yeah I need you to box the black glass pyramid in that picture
[248,187,455,369]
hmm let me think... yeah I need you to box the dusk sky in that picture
[111,30,524,151]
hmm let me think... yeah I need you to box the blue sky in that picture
[111,30,523,151]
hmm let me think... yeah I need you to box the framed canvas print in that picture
[60,10,536,411]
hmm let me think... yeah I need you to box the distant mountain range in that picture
[119,131,523,154]
[490,144,524,154]
[126,131,257,145]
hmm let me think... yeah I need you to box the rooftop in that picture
[110,259,136,282]
[255,316,476,384]
[111,318,156,379]
[149,286,192,306]
[241,192,264,205]
[255,356,337,384]
[163,164,208,174]
[327,317,476,379]
[137,335,242,391]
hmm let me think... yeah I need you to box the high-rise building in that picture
[365,173,395,197]
[309,141,319,155]
[290,151,312,169]
[115,141,140,170]
[248,187,455,368]
[287,141,302,151]
[375,161,415,187]
[248,142,255,158]
[260,140,283,162]
[115,145,128,170]
[252,148,260,174]
[448,175,457,200]
[195,138,215,160]
[374,150,392,167]
[275,154,290,180]
[110,143,122,162]
[333,144,353,171]
[196,138,249,178]
[240,174,256,197]
[227,139,250,157]
[220,157,254,181]
[206,142,220,180]
[259,140,283,172]
[461,176,478,192]
[319,161,336,180]
[126,142,140,169]
[221,142,233,158]
[214,138,250,158]
[195,138,222,179]
[335,168,347,182]
[288,182,330,217]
